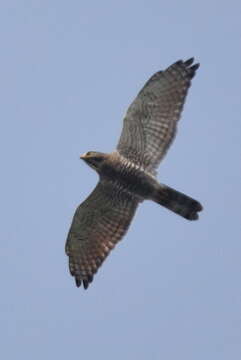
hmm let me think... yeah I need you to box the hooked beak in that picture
[80,153,87,160]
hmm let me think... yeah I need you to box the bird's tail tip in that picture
[154,184,203,221]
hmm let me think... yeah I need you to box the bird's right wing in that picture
[65,181,139,289]
[117,58,199,174]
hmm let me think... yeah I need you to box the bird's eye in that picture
[86,151,92,156]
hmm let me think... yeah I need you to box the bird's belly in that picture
[102,162,157,199]
[120,172,156,198]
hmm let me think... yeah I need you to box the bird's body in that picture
[98,152,157,200]
[66,58,203,289]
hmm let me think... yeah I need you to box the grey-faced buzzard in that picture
[65,58,203,289]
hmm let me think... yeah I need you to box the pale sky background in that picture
[1,1,241,359]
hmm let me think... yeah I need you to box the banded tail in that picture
[154,184,203,220]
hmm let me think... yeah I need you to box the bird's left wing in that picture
[117,58,199,174]
[65,180,139,289]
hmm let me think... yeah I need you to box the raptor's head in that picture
[80,151,107,171]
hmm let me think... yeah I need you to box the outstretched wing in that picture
[117,58,199,174]
[65,181,139,289]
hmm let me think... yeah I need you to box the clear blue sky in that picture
[1,1,241,359]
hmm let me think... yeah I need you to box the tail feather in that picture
[154,184,203,220]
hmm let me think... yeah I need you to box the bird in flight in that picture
[65,58,203,289]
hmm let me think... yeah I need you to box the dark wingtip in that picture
[74,274,94,289]
[175,59,183,66]
[172,57,200,79]
[88,274,94,283]
[184,57,194,66]
[191,62,200,70]
[83,280,89,289]
[182,57,200,79]
[75,278,81,287]
[188,60,200,78]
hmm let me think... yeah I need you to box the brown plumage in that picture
[65,58,203,289]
